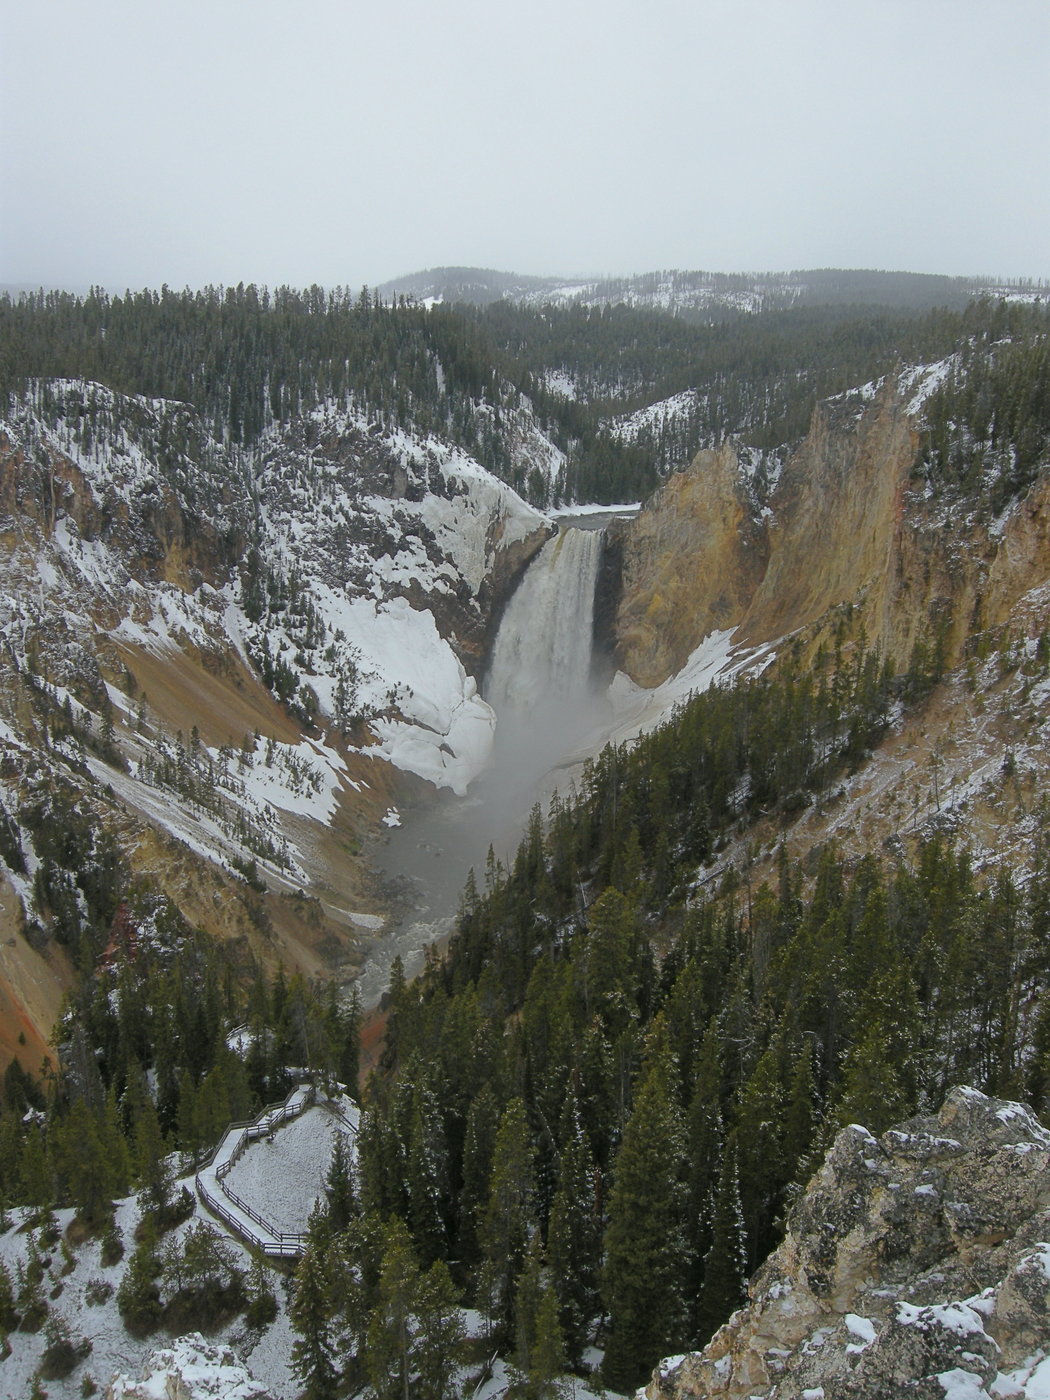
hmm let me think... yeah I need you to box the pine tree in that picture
[546,1088,599,1364]
[176,1068,201,1166]
[684,1028,724,1316]
[290,1240,339,1400]
[245,1251,279,1329]
[324,1129,358,1234]
[528,1282,569,1400]
[601,1018,691,1390]
[134,1091,173,1221]
[413,1258,465,1400]
[458,1081,500,1268]
[15,1244,48,1332]
[834,1020,911,1135]
[406,1074,449,1265]
[696,1133,749,1345]
[17,1123,53,1211]
[734,1032,789,1269]
[478,1096,535,1337]
[512,1234,545,1383]
[60,1098,118,1229]
[366,1216,420,1400]
[0,1259,16,1332]
[116,1237,162,1337]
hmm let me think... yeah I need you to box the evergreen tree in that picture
[366,1216,420,1400]
[406,1072,449,1265]
[479,1096,535,1337]
[546,1088,599,1363]
[413,1259,465,1400]
[116,1237,162,1337]
[134,1091,173,1221]
[512,1234,545,1384]
[529,1281,569,1400]
[0,1259,16,1333]
[290,1240,339,1400]
[324,1129,358,1234]
[17,1123,53,1211]
[684,1023,725,1315]
[458,1081,501,1269]
[696,1133,749,1345]
[601,1018,690,1391]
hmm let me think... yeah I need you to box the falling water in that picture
[486,525,604,730]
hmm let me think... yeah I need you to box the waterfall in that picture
[370,520,611,944]
[486,526,604,730]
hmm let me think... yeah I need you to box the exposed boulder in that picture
[106,1331,274,1399]
[648,1088,1050,1399]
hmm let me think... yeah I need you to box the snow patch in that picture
[845,1314,877,1351]
[604,629,778,748]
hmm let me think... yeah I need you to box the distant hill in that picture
[375,265,565,306]
[378,264,1048,318]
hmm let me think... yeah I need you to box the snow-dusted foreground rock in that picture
[649,1088,1050,1400]
[106,1332,273,1399]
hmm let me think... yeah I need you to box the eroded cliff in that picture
[616,443,767,687]
[616,374,1050,689]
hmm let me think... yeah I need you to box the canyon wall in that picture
[617,376,1050,687]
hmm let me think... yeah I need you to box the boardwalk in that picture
[195,1082,357,1258]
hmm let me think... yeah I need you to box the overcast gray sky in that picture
[3,0,1048,293]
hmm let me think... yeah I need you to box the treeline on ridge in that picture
[3,284,1046,507]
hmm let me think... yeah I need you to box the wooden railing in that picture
[194,1080,315,1258]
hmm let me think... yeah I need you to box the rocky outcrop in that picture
[648,1088,1050,1400]
[106,1333,273,1398]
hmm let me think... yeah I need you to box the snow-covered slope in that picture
[0,378,549,1040]
[0,1092,355,1400]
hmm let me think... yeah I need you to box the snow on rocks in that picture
[106,1332,274,1399]
[645,1089,1050,1400]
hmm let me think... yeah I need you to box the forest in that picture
[4,620,1050,1394]
[3,283,1046,507]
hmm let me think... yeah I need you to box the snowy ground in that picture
[222,1100,356,1236]
[0,1096,356,1400]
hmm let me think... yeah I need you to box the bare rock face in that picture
[615,374,1050,689]
[616,443,767,687]
[614,382,922,688]
[647,1088,1050,1400]
[740,380,918,650]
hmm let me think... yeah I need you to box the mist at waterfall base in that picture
[361,524,613,1007]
